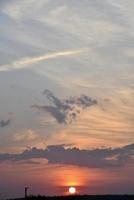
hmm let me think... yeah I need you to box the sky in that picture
[0,0,134,199]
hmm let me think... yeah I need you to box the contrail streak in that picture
[0,49,84,72]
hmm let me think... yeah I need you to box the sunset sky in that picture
[0,0,134,199]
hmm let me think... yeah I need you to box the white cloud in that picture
[1,0,50,21]
[0,48,85,72]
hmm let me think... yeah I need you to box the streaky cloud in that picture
[0,48,85,72]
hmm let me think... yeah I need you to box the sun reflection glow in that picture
[69,187,76,194]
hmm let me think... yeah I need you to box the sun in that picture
[69,187,76,194]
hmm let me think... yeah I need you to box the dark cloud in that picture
[0,119,10,128]
[0,144,133,168]
[32,105,66,124]
[32,89,97,124]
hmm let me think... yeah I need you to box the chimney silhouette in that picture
[25,187,29,198]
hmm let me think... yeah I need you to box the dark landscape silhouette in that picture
[8,194,134,200]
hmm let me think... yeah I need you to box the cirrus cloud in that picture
[0,49,85,72]
[13,129,39,142]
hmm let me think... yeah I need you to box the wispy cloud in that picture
[0,49,85,72]
[13,129,39,142]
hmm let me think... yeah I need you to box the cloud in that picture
[0,49,85,72]
[13,129,39,142]
[32,105,66,124]
[32,89,97,124]
[0,119,10,128]
[0,0,50,21]
[0,143,133,168]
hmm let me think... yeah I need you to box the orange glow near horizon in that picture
[56,166,86,187]
[52,165,94,195]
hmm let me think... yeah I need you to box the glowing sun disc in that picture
[69,187,76,194]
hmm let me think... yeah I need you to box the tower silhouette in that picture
[25,187,29,198]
